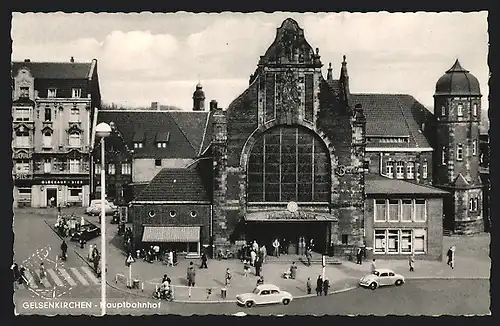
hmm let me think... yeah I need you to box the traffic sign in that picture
[126,255,135,264]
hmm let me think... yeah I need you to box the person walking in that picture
[200,251,208,269]
[254,256,262,277]
[187,262,196,287]
[290,262,297,280]
[449,245,456,269]
[316,275,323,296]
[168,250,174,267]
[252,240,259,252]
[356,247,363,265]
[250,249,257,266]
[323,278,330,296]
[371,259,377,272]
[243,259,250,277]
[409,254,415,272]
[306,248,312,266]
[60,240,68,260]
[306,277,312,294]
[225,268,232,287]
[273,239,280,257]
[88,244,94,261]
[261,245,267,263]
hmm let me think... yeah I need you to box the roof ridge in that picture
[168,112,198,153]
[198,111,212,156]
[395,96,419,147]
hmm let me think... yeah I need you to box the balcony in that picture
[33,161,90,175]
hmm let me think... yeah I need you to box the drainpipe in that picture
[210,204,213,258]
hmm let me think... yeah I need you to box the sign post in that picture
[321,254,326,280]
[125,254,135,288]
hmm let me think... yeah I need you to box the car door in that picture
[379,272,389,286]
[388,272,396,284]
[270,289,281,303]
[258,290,272,304]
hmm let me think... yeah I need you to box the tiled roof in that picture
[132,168,211,202]
[98,110,211,159]
[325,79,342,95]
[12,61,93,79]
[351,93,432,149]
[365,174,449,195]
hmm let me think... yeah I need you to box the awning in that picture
[142,226,200,243]
[244,211,337,222]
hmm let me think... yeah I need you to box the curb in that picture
[405,276,490,280]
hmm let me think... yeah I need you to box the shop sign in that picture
[335,165,363,176]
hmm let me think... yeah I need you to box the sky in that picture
[11,12,489,115]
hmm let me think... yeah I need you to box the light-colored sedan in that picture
[236,284,293,308]
[359,268,405,290]
[85,199,117,216]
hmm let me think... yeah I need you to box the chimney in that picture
[70,56,74,63]
[210,100,218,111]
[151,102,158,110]
[24,59,30,63]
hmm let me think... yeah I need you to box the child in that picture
[306,277,312,294]
[225,268,232,287]
[243,259,250,277]
[323,278,330,296]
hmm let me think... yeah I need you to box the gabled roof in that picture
[98,110,212,159]
[351,93,432,149]
[132,168,211,203]
[453,173,470,187]
[12,61,94,79]
[365,174,449,196]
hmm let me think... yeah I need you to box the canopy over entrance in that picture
[244,210,337,222]
[142,226,200,243]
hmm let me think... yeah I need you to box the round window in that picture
[148,210,155,218]
[169,210,176,217]
[190,211,197,218]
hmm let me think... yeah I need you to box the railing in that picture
[33,162,90,174]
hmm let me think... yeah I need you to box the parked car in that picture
[85,199,117,216]
[359,268,405,290]
[70,222,101,242]
[236,284,293,308]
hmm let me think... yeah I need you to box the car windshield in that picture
[372,271,380,276]
[252,288,260,294]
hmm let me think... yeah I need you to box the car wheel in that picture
[369,282,378,290]
[282,299,290,305]
[395,279,403,286]
[245,301,254,308]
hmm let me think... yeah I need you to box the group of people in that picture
[305,275,330,296]
[87,245,102,276]
[240,240,266,277]
[55,214,81,238]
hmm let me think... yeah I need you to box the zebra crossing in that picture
[23,266,100,289]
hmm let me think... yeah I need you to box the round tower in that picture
[193,83,206,111]
[434,59,483,234]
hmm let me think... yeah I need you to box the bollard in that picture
[115,274,118,284]
[141,281,144,292]
[221,287,227,299]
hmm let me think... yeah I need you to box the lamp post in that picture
[95,122,111,316]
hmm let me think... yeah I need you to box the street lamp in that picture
[95,122,111,316]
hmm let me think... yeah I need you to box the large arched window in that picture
[247,125,331,203]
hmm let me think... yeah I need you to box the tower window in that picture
[457,103,463,117]
[422,161,428,179]
[472,140,477,156]
[473,103,478,117]
[396,161,405,179]
[441,146,446,165]
[441,105,446,117]
[385,161,394,178]
[406,162,415,179]
[456,144,463,161]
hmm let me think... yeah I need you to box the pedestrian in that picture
[450,245,456,269]
[323,278,330,296]
[250,249,256,266]
[256,276,264,286]
[409,254,415,272]
[225,268,232,287]
[316,275,323,296]
[11,263,20,288]
[261,245,267,263]
[356,247,363,265]
[290,262,297,279]
[306,248,312,266]
[371,259,377,272]
[243,259,250,277]
[153,245,160,261]
[88,244,94,261]
[254,256,262,277]
[306,277,312,294]
[79,238,86,249]
[93,253,100,273]
[39,262,46,279]
[200,251,208,269]
[57,205,61,214]
[252,240,259,252]
[187,261,196,287]
[273,238,280,257]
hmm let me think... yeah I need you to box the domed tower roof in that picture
[435,59,481,96]
[193,83,205,99]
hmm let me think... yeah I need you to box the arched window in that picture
[247,125,331,203]
[69,131,81,147]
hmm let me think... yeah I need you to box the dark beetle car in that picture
[71,222,101,242]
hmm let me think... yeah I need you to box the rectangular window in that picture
[473,103,478,117]
[422,161,428,179]
[69,188,81,197]
[400,230,412,253]
[16,133,30,147]
[442,146,446,165]
[15,160,30,174]
[69,159,80,173]
[69,133,81,147]
[70,108,80,122]
[18,187,32,203]
[387,230,399,253]
[43,132,52,147]
[441,105,446,117]
[94,163,102,175]
[413,229,426,253]
[401,199,413,221]
[156,142,167,148]
[43,159,52,173]
[385,161,394,178]
[406,162,415,179]
[121,163,131,175]
[457,103,463,117]
[472,140,477,156]
[47,88,57,98]
[414,199,426,222]
[20,87,29,98]
[15,108,30,121]
[155,159,162,167]
[108,164,115,175]
[341,234,348,245]
[44,108,52,121]
[71,88,82,98]
[374,230,386,253]
[396,161,404,179]
[456,144,463,161]
[134,142,143,149]
[374,199,386,222]
[388,199,399,222]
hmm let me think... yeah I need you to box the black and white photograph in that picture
[11,12,490,316]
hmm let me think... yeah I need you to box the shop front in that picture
[31,178,90,208]
[141,225,202,258]
[244,210,336,254]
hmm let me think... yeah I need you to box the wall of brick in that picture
[131,204,211,246]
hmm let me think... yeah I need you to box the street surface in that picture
[14,279,490,315]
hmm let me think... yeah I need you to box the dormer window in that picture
[20,87,29,98]
[134,142,143,149]
[457,103,463,117]
[157,142,167,148]
[47,88,57,98]
[133,131,145,150]
[155,132,170,149]
[72,88,82,98]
